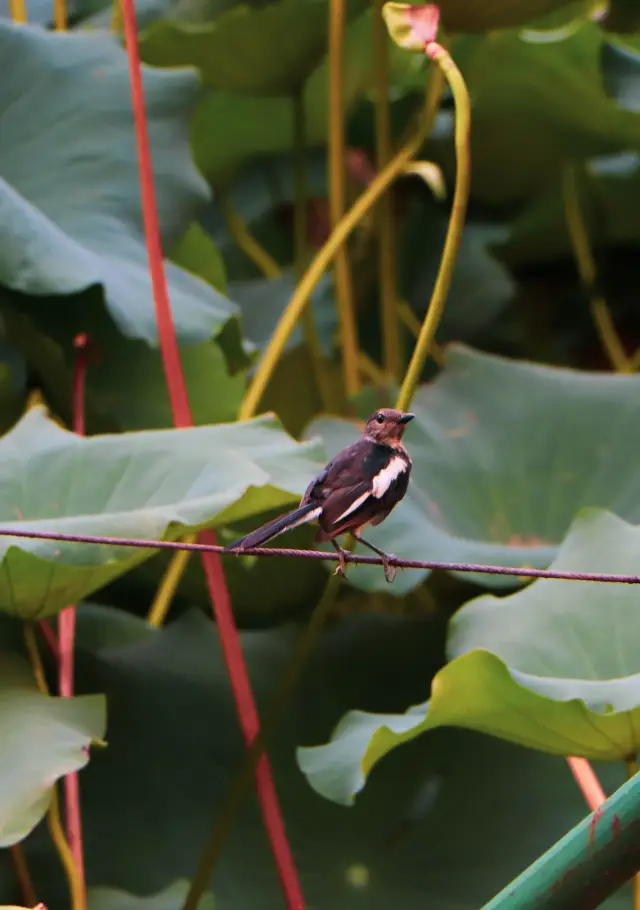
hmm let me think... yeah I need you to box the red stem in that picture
[58,333,91,903]
[567,756,606,812]
[118,4,305,906]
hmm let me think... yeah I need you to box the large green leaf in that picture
[437,0,584,31]
[1,234,244,432]
[192,8,427,183]
[139,0,361,94]
[400,199,515,343]
[0,652,105,845]
[231,270,336,355]
[601,39,640,113]
[10,605,627,909]
[431,21,640,205]
[0,405,324,617]
[298,510,640,804]
[496,152,640,267]
[304,344,640,595]
[0,22,237,343]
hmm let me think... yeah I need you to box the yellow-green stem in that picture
[10,845,37,908]
[374,0,401,381]
[9,0,26,21]
[627,756,640,910]
[219,191,282,279]
[110,0,123,32]
[292,87,333,411]
[183,566,347,910]
[147,533,196,627]
[395,44,470,411]
[239,68,445,421]
[562,165,630,374]
[24,626,86,910]
[53,0,67,29]
[328,0,360,399]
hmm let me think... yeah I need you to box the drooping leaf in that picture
[0,653,105,845]
[496,152,640,267]
[298,510,640,804]
[169,223,227,295]
[0,21,237,343]
[0,340,27,435]
[430,21,640,205]
[11,604,627,909]
[399,198,515,343]
[85,335,246,430]
[0,404,324,617]
[2,261,244,433]
[231,269,336,356]
[139,0,364,94]
[88,881,214,910]
[435,0,586,32]
[304,344,640,595]
[601,39,640,113]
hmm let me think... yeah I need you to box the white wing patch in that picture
[288,506,323,530]
[371,455,408,498]
[332,491,371,525]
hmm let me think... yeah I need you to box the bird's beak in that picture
[398,413,415,424]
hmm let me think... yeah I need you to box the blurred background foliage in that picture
[1,0,640,907]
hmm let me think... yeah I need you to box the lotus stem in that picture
[147,533,196,627]
[8,0,27,22]
[183,558,348,902]
[562,165,630,373]
[9,845,37,908]
[219,191,281,279]
[374,0,401,381]
[395,41,470,411]
[24,626,86,910]
[328,0,360,399]
[292,86,333,411]
[238,67,445,420]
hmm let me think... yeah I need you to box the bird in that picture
[224,408,415,582]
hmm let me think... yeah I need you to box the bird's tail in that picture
[224,503,322,551]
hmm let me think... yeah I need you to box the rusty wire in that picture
[0,527,638,584]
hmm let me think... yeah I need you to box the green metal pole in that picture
[482,770,640,910]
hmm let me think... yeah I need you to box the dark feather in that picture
[224,503,320,551]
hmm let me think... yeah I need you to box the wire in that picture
[2,526,640,585]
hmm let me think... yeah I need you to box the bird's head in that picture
[364,408,415,445]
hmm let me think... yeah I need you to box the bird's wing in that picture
[301,441,367,505]
[304,439,411,536]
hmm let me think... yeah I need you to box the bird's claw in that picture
[333,550,348,577]
[383,555,397,583]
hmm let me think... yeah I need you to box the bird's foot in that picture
[333,548,349,577]
[382,554,397,583]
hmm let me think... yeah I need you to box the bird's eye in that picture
[376,412,384,424]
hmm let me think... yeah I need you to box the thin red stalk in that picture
[8,527,640,585]
[118,4,305,905]
[57,333,90,905]
[567,756,607,811]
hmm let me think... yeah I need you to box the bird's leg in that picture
[353,533,397,583]
[331,539,350,577]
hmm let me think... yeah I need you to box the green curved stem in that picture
[182,565,347,902]
[328,0,360,400]
[239,68,445,421]
[562,165,630,374]
[292,86,333,411]
[395,42,470,412]
[374,0,401,381]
